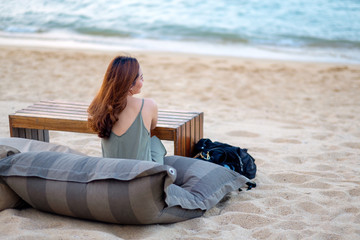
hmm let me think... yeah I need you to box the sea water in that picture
[0,0,359,63]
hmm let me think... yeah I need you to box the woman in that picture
[88,56,165,163]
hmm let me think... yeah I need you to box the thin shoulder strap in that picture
[140,98,144,113]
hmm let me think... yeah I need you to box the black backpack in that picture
[194,138,257,180]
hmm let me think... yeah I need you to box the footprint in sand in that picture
[300,180,331,189]
[232,202,264,214]
[268,173,314,184]
[272,138,301,144]
[230,65,246,72]
[319,190,348,199]
[275,206,294,216]
[281,125,304,130]
[296,201,327,215]
[348,188,360,197]
[250,147,272,154]
[252,228,272,239]
[264,197,285,207]
[315,151,354,162]
[326,66,349,72]
[312,133,333,140]
[277,191,302,201]
[275,220,308,231]
[341,142,360,149]
[314,164,334,171]
[227,130,260,138]
[218,213,271,229]
[212,59,223,64]
[285,156,304,164]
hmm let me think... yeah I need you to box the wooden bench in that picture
[8,101,204,157]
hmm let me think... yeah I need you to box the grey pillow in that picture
[164,155,249,210]
[0,139,250,224]
[0,151,203,224]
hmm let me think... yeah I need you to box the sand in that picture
[0,44,360,239]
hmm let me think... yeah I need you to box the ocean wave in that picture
[0,0,359,62]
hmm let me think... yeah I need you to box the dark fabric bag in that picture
[194,138,257,179]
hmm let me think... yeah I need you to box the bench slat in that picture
[11,113,191,127]
[36,101,201,115]
[17,108,197,122]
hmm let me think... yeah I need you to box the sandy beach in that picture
[0,44,359,239]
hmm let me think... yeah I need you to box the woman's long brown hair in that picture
[88,56,139,138]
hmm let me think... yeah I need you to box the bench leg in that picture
[173,122,193,157]
[173,113,204,158]
[10,127,49,142]
[173,125,184,157]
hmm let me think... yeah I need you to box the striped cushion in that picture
[0,151,203,224]
[0,139,250,224]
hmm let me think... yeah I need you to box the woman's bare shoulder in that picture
[143,98,158,109]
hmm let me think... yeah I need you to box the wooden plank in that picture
[25,105,198,117]
[38,129,45,141]
[9,116,93,133]
[36,101,201,116]
[180,124,186,156]
[151,127,175,141]
[30,101,201,115]
[12,111,192,125]
[185,120,191,157]
[32,103,88,109]
[25,106,87,114]
[25,129,32,139]
[10,114,184,129]
[11,113,87,121]
[173,126,181,156]
[190,117,196,156]
[44,130,49,142]
[9,117,15,137]
[199,112,204,139]
[10,127,19,138]
[21,107,196,121]
[18,128,26,138]
[15,104,199,122]
[194,113,203,152]
[158,109,202,114]
[15,110,87,119]
[37,129,49,142]
[31,129,38,140]
[37,100,89,108]
[36,100,201,116]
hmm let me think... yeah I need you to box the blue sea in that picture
[1,0,359,63]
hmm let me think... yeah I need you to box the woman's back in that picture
[102,98,152,161]
[112,97,155,136]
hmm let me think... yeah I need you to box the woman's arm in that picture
[143,98,158,131]
[150,99,158,130]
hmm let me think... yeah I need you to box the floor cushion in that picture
[0,138,250,224]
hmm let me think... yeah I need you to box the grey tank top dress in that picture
[101,99,165,164]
